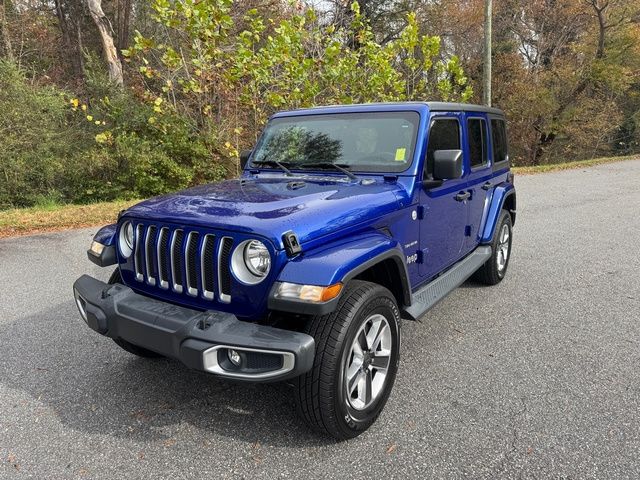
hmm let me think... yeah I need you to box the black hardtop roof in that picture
[296,101,505,116]
[426,102,505,116]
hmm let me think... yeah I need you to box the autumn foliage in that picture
[0,0,638,208]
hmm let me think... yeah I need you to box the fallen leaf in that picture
[7,453,19,471]
[386,444,397,454]
[130,410,150,421]
[163,438,176,448]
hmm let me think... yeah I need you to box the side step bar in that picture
[403,246,492,320]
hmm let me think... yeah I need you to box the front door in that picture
[419,114,469,280]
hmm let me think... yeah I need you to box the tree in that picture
[124,1,471,171]
[321,0,418,44]
[87,0,123,86]
[0,0,14,61]
[53,0,84,79]
[115,0,132,56]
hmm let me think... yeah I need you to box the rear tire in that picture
[473,209,513,285]
[294,280,401,440]
[108,269,163,358]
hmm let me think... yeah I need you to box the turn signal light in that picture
[275,282,343,303]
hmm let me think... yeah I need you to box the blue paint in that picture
[480,183,516,244]
[100,102,515,318]
[277,232,403,286]
[116,220,282,319]
[122,177,404,251]
[93,224,116,246]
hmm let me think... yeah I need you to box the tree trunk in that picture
[54,0,83,78]
[116,0,131,57]
[0,0,14,61]
[590,0,609,58]
[75,13,84,74]
[86,0,123,87]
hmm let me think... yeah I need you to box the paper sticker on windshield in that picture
[395,148,406,161]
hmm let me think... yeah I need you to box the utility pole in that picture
[483,0,492,106]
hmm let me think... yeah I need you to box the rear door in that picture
[418,113,469,279]
[463,115,492,254]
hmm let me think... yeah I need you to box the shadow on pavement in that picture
[0,300,334,448]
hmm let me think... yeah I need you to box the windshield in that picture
[250,112,420,173]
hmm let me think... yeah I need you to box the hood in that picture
[123,176,404,250]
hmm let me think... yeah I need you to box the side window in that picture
[491,119,509,163]
[467,118,488,168]
[425,118,460,178]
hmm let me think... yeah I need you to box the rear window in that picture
[425,118,460,177]
[467,118,488,168]
[491,119,509,163]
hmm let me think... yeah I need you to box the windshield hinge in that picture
[283,231,302,257]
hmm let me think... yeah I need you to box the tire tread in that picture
[294,280,399,439]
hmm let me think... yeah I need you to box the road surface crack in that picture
[489,397,528,477]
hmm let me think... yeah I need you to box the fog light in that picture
[228,349,242,367]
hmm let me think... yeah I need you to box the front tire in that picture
[108,269,163,358]
[294,280,401,440]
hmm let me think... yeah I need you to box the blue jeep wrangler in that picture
[73,102,515,439]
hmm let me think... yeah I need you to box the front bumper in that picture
[72,275,315,382]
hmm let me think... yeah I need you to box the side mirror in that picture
[240,149,253,169]
[433,149,463,180]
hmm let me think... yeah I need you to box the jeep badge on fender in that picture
[73,102,516,440]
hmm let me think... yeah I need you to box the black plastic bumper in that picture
[72,275,315,382]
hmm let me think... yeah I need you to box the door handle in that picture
[455,191,471,202]
[481,182,492,191]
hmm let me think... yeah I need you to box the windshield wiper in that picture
[301,162,358,181]
[251,159,293,176]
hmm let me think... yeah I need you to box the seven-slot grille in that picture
[131,223,233,303]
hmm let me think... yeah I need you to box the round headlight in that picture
[119,221,134,258]
[244,240,271,277]
[231,239,271,285]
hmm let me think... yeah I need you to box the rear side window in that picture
[425,118,460,177]
[491,119,509,163]
[467,118,488,168]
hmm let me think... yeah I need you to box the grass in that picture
[0,199,140,238]
[512,154,637,175]
[0,154,637,239]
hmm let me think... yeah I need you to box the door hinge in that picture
[416,205,425,220]
[464,225,472,237]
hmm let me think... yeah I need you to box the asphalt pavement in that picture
[1,160,640,479]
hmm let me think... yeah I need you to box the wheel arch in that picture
[93,223,117,246]
[346,253,412,309]
[268,233,412,316]
[503,190,516,226]
[480,184,516,244]
[88,223,118,267]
